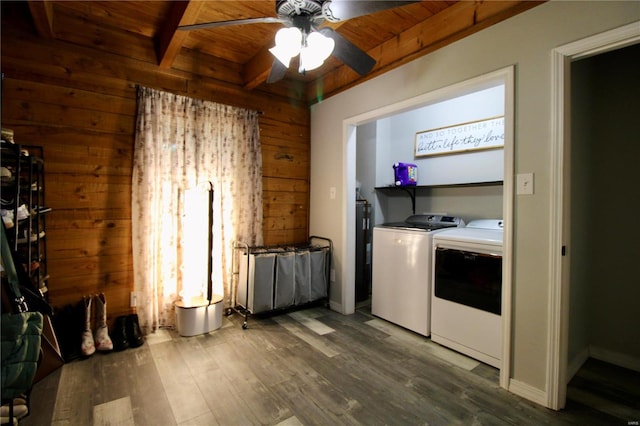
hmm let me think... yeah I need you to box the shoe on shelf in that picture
[16,204,30,221]
[1,198,16,209]
[38,274,50,294]
[17,229,45,244]
[0,166,13,184]
[0,417,18,426]
[1,128,15,143]
[34,205,52,214]
[0,402,29,419]
[11,396,27,407]
[1,210,14,228]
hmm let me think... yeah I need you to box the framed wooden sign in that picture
[415,116,504,157]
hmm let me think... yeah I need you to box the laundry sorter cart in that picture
[232,236,332,329]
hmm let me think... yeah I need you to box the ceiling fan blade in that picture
[267,59,288,84]
[318,27,375,75]
[322,0,420,22]
[178,17,284,31]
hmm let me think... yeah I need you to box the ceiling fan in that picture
[178,0,418,83]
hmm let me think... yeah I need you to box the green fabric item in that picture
[1,311,43,400]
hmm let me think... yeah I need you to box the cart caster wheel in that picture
[242,322,248,330]
[226,308,232,316]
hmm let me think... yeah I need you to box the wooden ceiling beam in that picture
[27,0,55,39]
[155,0,205,69]
[306,0,544,103]
[243,47,276,90]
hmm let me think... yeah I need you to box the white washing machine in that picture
[371,214,464,336]
[431,219,504,367]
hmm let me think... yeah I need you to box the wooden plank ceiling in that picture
[25,0,543,104]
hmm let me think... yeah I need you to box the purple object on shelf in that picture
[393,163,418,186]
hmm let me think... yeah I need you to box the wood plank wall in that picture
[1,4,310,323]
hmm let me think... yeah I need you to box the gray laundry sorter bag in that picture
[294,250,311,304]
[237,251,276,314]
[274,251,296,309]
[309,247,328,301]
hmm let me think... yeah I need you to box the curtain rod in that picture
[130,83,264,115]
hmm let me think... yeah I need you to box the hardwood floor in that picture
[20,306,637,425]
[566,357,640,422]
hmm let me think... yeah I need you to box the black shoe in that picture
[126,314,144,348]
[112,316,129,351]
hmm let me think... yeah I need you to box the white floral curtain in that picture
[132,86,263,333]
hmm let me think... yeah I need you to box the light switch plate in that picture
[517,173,534,195]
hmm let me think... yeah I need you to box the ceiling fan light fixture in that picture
[270,27,302,66]
[181,0,406,83]
[299,31,335,72]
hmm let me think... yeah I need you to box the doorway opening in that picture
[548,22,640,410]
[343,66,515,389]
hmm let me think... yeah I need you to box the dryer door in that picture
[434,247,502,315]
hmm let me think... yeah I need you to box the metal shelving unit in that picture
[1,141,50,297]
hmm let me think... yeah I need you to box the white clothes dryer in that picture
[431,219,504,367]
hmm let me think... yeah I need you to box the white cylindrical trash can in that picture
[175,295,223,336]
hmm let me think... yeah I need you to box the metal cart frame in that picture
[230,236,333,329]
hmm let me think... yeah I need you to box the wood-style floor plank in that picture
[20,306,638,426]
[273,315,341,358]
[193,367,252,426]
[50,353,99,425]
[207,338,292,425]
[566,358,640,421]
[126,345,175,426]
[93,396,134,426]
[148,339,210,423]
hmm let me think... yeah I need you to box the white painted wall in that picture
[376,85,505,187]
[309,0,640,407]
[363,84,506,224]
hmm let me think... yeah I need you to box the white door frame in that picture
[547,21,640,410]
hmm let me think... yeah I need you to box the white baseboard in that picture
[508,378,548,407]
[329,300,343,313]
[567,347,590,383]
[510,346,639,409]
[589,345,640,373]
